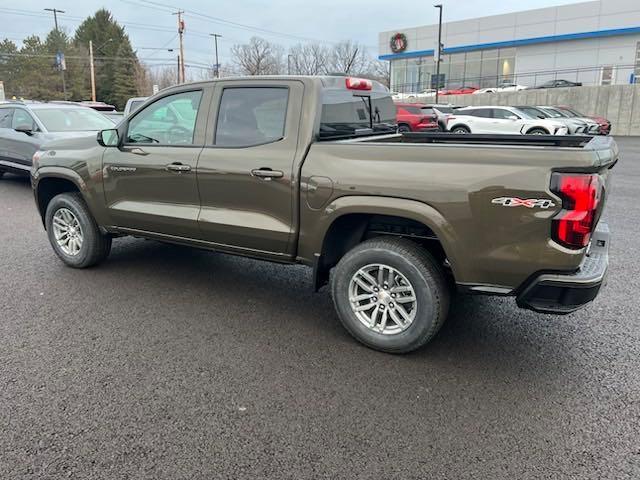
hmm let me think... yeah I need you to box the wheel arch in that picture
[307,196,463,290]
[525,126,550,134]
[34,169,87,227]
[449,123,470,133]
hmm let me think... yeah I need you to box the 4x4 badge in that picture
[492,197,556,209]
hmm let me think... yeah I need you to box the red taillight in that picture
[345,77,372,91]
[551,173,602,249]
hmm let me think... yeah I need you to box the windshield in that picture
[514,109,535,119]
[543,108,567,118]
[32,107,115,132]
[518,107,547,118]
[129,100,145,113]
[562,107,583,117]
[433,106,453,113]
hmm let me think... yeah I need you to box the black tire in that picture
[398,124,411,133]
[45,192,112,268]
[451,125,470,134]
[331,237,450,353]
[527,128,548,135]
[0,169,5,179]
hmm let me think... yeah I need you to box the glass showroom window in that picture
[417,58,434,91]
[406,59,419,92]
[448,53,466,88]
[391,59,407,92]
[480,49,499,87]
[464,51,482,87]
[498,48,516,83]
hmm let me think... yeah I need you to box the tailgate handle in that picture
[251,168,283,180]
[166,162,191,173]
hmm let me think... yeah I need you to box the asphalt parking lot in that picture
[1,137,639,480]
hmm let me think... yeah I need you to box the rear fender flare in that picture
[308,195,464,280]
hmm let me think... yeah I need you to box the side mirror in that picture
[15,124,34,135]
[97,128,120,147]
[507,115,518,121]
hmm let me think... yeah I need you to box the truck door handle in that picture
[166,162,191,173]
[251,168,283,180]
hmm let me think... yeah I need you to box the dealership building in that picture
[379,0,640,92]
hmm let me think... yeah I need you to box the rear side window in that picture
[215,87,288,147]
[401,106,421,115]
[0,108,13,128]
[472,108,492,118]
[492,109,518,119]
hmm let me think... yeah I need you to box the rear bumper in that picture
[516,223,610,314]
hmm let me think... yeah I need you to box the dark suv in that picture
[0,101,114,177]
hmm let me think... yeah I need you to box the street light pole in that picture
[210,33,222,78]
[434,4,443,104]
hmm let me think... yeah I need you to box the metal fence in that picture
[391,64,639,93]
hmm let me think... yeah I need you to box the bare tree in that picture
[363,59,390,87]
[327,40,370,75]
[231,37,284,76]
[288,43,329,75]
[145,65,178,91]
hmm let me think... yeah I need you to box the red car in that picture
[557,105,611,135]
[395,103,439,132]
[439,86,478,96]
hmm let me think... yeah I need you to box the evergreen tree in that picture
[74,9,140,109]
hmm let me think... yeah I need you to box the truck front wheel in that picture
[45,192,112,268]
[331,237,450,353]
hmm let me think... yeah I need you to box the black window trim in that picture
[209,84,290,149]
[122,88,205,148]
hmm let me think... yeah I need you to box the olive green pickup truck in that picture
[30,76,617,353]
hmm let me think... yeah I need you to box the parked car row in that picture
[392,78,584,99]
[393,101,611,135]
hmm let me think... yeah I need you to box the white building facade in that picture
[379,0,640,92]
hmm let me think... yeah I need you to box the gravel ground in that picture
[1,137,639,479]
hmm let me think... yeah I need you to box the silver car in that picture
[0,101,115,177]
[537,106,600,134]
[514,105,589,134]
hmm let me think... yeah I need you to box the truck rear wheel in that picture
[331,237,450,353]
[45,192,112,268]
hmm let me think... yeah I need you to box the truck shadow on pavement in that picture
[102,237,577,376]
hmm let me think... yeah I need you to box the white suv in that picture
[447,106,569,135]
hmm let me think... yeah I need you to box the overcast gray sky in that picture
[3,0,585,73]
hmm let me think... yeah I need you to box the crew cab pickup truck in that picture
[30,76,617,353]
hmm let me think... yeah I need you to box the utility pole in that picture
[434,4,443,104]
[88,39,112,102]
[210,33,222,78]
[45,7,67,99]
[173,10,186,83]
[89,40,96,101]
[44,7,63,31]
[177,54,181,84]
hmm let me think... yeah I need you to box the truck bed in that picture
[346,132,597,148]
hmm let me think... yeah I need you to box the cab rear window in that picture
[320,89,396,139]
